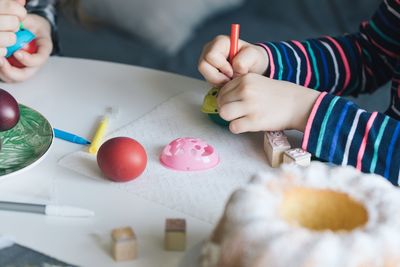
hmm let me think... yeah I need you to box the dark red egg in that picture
[7,39,38,68]
[0,89,20,131]
[97,137,147,182]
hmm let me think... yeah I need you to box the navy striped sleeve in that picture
[27,0,59,55]
[257,0,399,97]
[302,92,400,185]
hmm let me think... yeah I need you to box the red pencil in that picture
[229,24,240,63]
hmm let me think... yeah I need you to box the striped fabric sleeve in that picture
[26,0,59,55]
[257,0,399,97]
[302,93,400,185]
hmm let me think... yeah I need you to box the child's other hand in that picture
[198,35,269,87]
[0,14,52,83]
[218,73,320,134]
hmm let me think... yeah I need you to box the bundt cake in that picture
[201,162,400,267]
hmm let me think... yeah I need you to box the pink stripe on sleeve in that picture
[355,40,362,54]
[292,40,312,87]
[356,112,378,170]
[302,92,327,150]
[325,36,351,96]
[256,43,275,79]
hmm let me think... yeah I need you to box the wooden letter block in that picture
[164,218,186,251]
[263,131,291,168]
[111,226,137,261]
[283,148,311,167]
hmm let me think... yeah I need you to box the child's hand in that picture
[218,73,320,134]
[0,0,27,57]
[0,13,52,83]
[198,35,269,87]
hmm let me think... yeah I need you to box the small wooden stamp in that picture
[263,131,291,168]
[111,226,137,261]
[164,218,186,251]
[283,148,311,167]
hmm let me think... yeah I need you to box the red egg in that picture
[0,88,20,131]
[7,39,38,68]
[97,137,147,182]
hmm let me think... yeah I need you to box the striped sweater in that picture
[258,0,400,185]
[27,0,59,54]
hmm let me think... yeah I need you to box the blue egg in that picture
[6,30,36,58]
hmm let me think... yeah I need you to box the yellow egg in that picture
[201,87,220,114]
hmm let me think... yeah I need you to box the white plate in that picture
[0,104,53,179]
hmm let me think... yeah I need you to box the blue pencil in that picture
[53,128,91,145]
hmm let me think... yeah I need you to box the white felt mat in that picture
[59,91,292,224]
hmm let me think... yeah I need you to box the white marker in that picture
[0,201,94,217]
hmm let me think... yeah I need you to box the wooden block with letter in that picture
[283,148,311,167]
[111,226,138,261]
[164,218,186,251]
[263,131,291,168]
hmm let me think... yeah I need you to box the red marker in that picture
[229,24,240,63]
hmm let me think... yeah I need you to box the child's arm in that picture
[218,73,400,185]
[259,0,399,96]
[199,0,398,96]
[302,92,400,185]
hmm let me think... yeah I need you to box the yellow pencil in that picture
[88,116,109,154]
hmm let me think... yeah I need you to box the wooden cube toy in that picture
[283,148,311,167]
[111,226,138,261]
[263,131,291,168]
[164,218,186,251]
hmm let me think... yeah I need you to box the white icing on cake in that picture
[201,162,400,267]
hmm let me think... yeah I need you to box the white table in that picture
[0,57,213,267]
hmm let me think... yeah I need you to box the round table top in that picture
[0,57,213,267]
